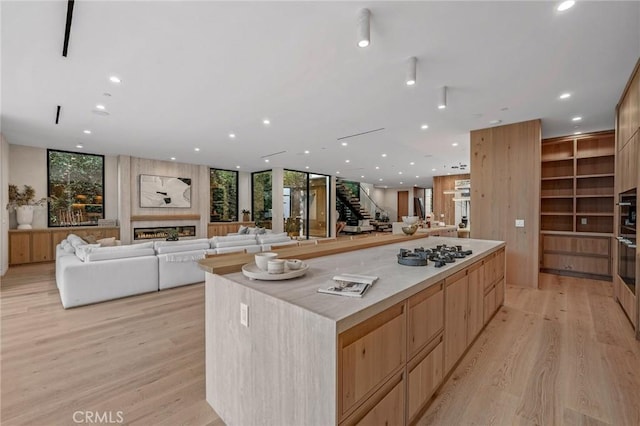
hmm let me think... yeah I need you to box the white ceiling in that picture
[2,1,639,188]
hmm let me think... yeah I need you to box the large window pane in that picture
[252,171,272,229]
[284,170,307,238]
[210,169,238,222]
[48,149,104,227]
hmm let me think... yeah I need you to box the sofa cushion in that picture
[155,242,210,254]
[210,234,256,244]
[214,240,259,249]
[153,238,209,250]
[97,237,117,247]
[75,244,101,261]
[67,234,88,249]
[85,246,157,262]
[257,233,290,244]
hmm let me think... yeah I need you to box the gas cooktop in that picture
[397,244,473,268]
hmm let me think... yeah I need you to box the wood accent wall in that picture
[433,174,470,226]
[470,119,541,288]
[118,155,210,243]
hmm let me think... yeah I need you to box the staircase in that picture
[336,181,372,222]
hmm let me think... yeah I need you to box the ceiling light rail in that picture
[337,127,385,141]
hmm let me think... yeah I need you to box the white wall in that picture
[7,144,119,229]
[1,135,9,275]
[8,145,48,228]
[238,171,251,216]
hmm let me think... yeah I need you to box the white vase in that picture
[16,205,34,229]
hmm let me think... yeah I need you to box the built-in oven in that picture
[617,188,636,294]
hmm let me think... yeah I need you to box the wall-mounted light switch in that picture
[240,303,249,327]
[581,217,588,225]
[515,219,525,228]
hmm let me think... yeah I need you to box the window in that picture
[210,168,238,222]
[252,170,272,229]
[47,149,105,227]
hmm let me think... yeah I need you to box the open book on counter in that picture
[317,274,379,298]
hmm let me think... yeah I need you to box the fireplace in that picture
[134,226,196,241]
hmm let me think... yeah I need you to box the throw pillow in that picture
[97,237,116,247]
[238,226,249,235]
[84,235,98,244]
[257,227,267,235]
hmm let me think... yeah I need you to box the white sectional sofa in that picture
[154,239,210,290]
[55,231,296,308]
[57,240,159,308]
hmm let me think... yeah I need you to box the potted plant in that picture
[165,227,180,241]
[7,184,48,229]
[241,209,251,222]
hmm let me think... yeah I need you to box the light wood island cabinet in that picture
[203,237,505,425]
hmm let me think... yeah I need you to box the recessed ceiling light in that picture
[438,86,447,109]
[361,175,365,178]
[381,153,387,157]
[265,159,269,163]
[432,168,437,171]
[236,165,241,169]
[341,142,348,146]
[379,178,383,181]
[406,57,417,86]
[96,104,106,110]
[398,171,403,175]
[452,143,459,147]
[75,144,83,149]
[357,9,370,48]
[83,130,91,134]
[336,171,340,174]
[557,0,575,12]
[263,119,270,125]
[574,131,582,135]
[416,175,420,178]
[400,181,404,184]
[489,120,502,125]
[170,157,176,161]
[194,147,200,152]
[421,124,429,130]
[345,159,350,163]
[559,92,571,99]
[572,116,582,121]
[109,76,121,84]
[229,133,236,139]
[305,166,309,169]
[410,162,415,165]
[447,173,451,175]
[375,166,380,170]
[304,150,310,154]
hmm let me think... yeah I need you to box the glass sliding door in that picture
[283,170,307,238]
[252,170,272,229]
[308,174,329,237]
[283,170,330,238]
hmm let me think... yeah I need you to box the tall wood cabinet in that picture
[540,131,615,279]
[614,58,639,334]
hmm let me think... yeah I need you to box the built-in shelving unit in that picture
[540,131,615,234]
[540,131,615,279]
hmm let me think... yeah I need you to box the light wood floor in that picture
[2,265,639,425]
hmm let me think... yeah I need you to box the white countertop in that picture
[221,236,505,332]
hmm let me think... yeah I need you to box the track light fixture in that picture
[406,57,417,86]
[357,9,371,48]
[438,86,447,109]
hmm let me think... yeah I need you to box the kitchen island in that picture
[203,236,505,426]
